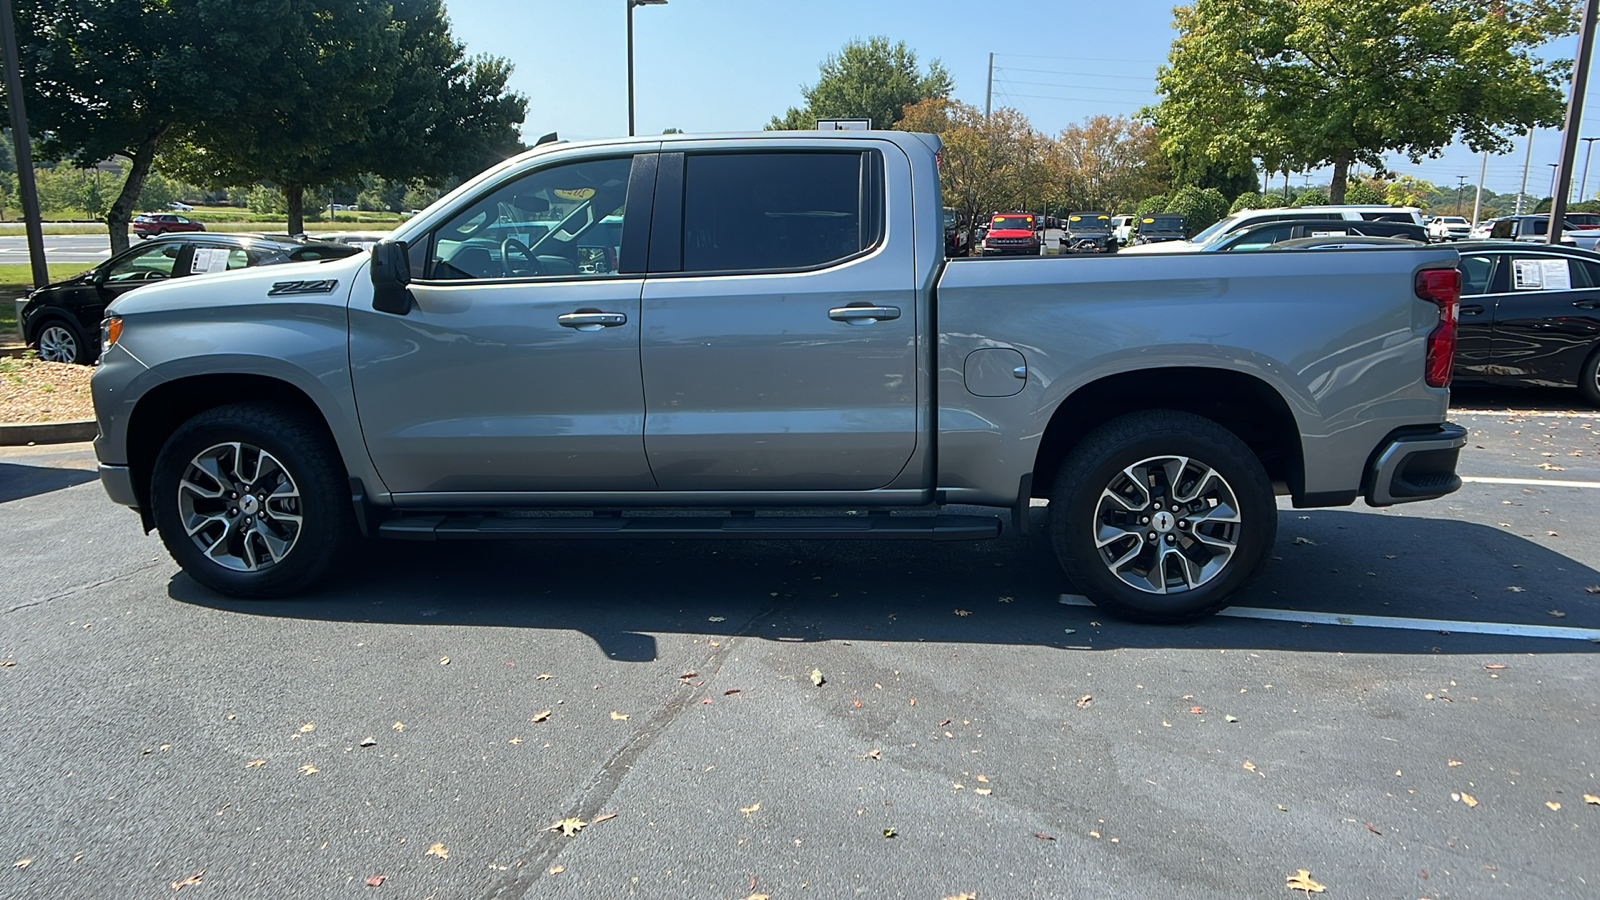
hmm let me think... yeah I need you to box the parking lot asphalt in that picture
[2,386,1597,899]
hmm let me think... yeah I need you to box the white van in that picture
[1121,205,1426,253]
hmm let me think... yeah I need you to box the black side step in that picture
[379,513,1002,542]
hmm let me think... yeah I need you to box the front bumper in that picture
[99,463,139,508]
[1364,422,1467,506]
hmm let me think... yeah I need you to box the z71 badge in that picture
[268,279,340,295]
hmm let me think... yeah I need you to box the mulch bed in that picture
[0,356,95,424]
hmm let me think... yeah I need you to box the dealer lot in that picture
[1,387,1597,899]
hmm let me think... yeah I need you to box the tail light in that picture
[1415,267,1459,388]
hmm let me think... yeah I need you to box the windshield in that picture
[1190,212,1252,245]
[944,208,958,227]
[1138,216,1184,232]
[1067,213,1111,231]
[990,215,1034,230]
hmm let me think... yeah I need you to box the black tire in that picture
[1578,345,1600,407]
[151,403,353,598]
[31,316,94,365]
[1048,410,1277,623]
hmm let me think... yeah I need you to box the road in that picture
[0,234,113,266]
[1,387,1597,898]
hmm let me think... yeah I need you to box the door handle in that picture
[1459,304,1485,316]
[558,310,628,331]
[828,305,901,325]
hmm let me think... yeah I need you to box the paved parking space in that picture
[2,391,1596,898]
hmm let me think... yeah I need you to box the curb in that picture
[0,419,98,446]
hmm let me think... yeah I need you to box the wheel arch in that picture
[1031,366,1305,502]
[125,374,345,527]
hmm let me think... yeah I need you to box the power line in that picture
[995,78,1159,96]
[1000,92,1150,107]
[995,52,1166,65]
[992,66,1157,82]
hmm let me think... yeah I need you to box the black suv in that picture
[1065,212,1115,253]
[18,233,360,364]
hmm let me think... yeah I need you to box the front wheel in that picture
[1049,411,1277,623]
[34,319,92,364]
[1578,345,1600,407]
[151,403,354,598]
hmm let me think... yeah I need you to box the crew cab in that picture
[91,131,1466,623]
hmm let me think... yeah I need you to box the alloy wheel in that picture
[176,442,303,572]
[37,325,79,363]
[1091,454,1241,594]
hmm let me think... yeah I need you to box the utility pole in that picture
[1580,136,1600,203]
[1550,0,1597,243]
[1456,175,1467,216]
[1472,149,1488,226]
[1516,127,1534,214]
[1548,162,1560,203]
[985,52,993,122]
[0,0,48,289]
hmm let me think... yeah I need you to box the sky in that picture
[442,0,1600,205]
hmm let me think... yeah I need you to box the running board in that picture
[379,513,1002,542]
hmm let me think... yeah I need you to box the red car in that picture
[979,212,1039,256]
[133,213,206,238]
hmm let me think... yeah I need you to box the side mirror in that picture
[370,240,412,315]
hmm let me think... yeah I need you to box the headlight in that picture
[102,315,123,353]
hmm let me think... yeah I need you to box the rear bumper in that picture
[1364,422,1467,506]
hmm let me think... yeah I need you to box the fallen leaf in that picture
[439,656,450,665]
[864,749,882,760]
[426,842,449,859]
[531,709,551,723]
[1548,609,1567,618]
[1505,586,1525,593]
[974,788,992,796]
[549,817,586,837]
[1243,760,1263,777]
[953,609,971,617]
[1547,801,1562,811]
[882,828,897,838]
[171,869,205,891]
[359,737,377,747]
[1461,792,1479,807]
[1292,536,1317,545]
[1363,822,1382,835]
[299,764,318,775]
[740,802,760,816]
[976,774,989,783]
[0,660,14,667]
[723,689,741,696]
[245,759,265,768]
[1190,706,1205,714]
[508,737,522,744]
[942,894,977,900]
[1076,694,1092,708]
[810,668,825,687]
[299,722,315,733]
[701,698,712,705]
[548,866,564,875]
[1484,664,1507,670]
[1448,760,1462,767]
[1584,794,1599,805]
[591,813,618,824]
[609,711,630,721]
[745,895,770,900]
[1033,832,1056,841]
[13,858,31,869]
[365,875,385,886]
[1225,715,1239,723]
[938,719,951,727]
[537,673,552,680]
[1285,869,1325,895]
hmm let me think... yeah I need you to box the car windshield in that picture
[1068,213,1111,231]
[944,209,958,227]
[1438,217,1467,225]
[991,216,1033,230]
[1138,216,1184,232]
[1190,212,1253,245]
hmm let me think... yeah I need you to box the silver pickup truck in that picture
[90,131,1467,622]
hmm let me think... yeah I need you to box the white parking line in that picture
[1461,475,1600,489]
[1453,409,1599,418]
[1058,595,1600,641]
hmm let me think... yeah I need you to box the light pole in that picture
[1548,162,1560,204]
[627,0,668,137]
[1581,137,1600,203]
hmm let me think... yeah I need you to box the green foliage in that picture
[1343,180,1387,205]
[1228,191,1266,213]
[1136,193,1169,216]
[246,185,285,215]
[1154,0,1577,202]
[1164,185,1228,235]
[768,36,952,130]
[1292,189,1330,207]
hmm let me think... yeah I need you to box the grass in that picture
[0,264,94,340]
[0,215,403,237]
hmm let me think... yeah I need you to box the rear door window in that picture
[678,152,881,273]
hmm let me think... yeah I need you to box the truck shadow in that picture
[168,507,1600,660]
[0,462,97,504]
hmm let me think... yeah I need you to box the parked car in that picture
[1485,215,1581,244]
[1452,241,1600,404]
[979,211,1040,256]
[90,130,1464,624]
[1110,214,1139,245]
[1130,214,1188,246]
[167,201,195,212]
[132,213,205,237]
[1201,218,1427,251]
[1121,204,1426,254]
[1064,211,1115,253]
[306,230,392,250]
[943,207,971,257]
[1426,216,1471,241]
[17,234,361,364]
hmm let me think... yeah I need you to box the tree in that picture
[769,37,951,130]
[1292,189,1330,208]
[897,98,1040,230]
[1049,115,1168,213]
[1228,191,1266,214]
[1344,180,1388,205]
[1164,185,1229,236]
[1136,194,1169,216]
[167,0,526,232]
[1153,0,1578,203]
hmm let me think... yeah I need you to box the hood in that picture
[1118,240,1201,254]
[986,228,1036,239]
[106,253,366,317]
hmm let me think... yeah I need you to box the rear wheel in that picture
[151,404,353,597]
[1048,410,1277,623]
[34,318,91,365]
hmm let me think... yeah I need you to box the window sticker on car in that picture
[1513,258,1570,291]
[191,248,232,274]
